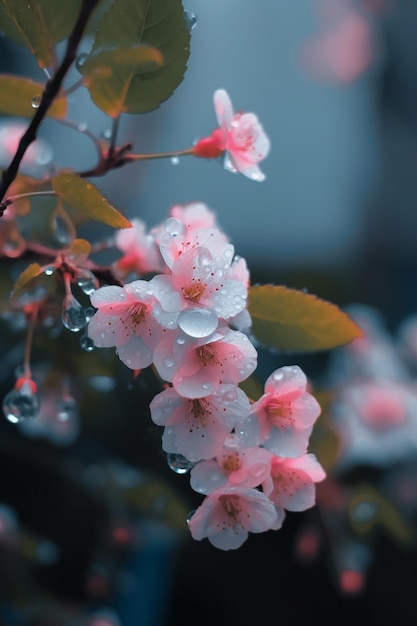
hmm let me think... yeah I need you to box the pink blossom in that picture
[246,366,321,457]
[193,89,270,182]
[169,202,218,230]
[190,433,273,494]
[188,486,284,550]
[88,282,163,369]
[151,246,248,328]
[262,454,326,512]
[114,218,163,277]
[150,384,251,462]
[153,327,258,398]
[158,216,232,270]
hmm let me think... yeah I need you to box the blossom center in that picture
[190,398,209,427]
[183,279,206,302]
[197,344,216,366]
[130,303,146,326]
[219,494,241,519]
[221,452,240,472]
[266,400,294,426]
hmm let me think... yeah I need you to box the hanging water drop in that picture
[76,269,99,295]
[186,509,196,524]
[44,266,54,276]
[178,307,218,338]
[3,380,40,423]
[75,52,89,72]
[51,213,73,245]
[31,95,41,109]
[167,453,195,474]
[101,128,112,139]
[62,294,87,332]
[184,10,198,31]
[56,396,77,423]
[80,334,95,352]
[170,156,180,165]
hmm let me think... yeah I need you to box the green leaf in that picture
[248,285,362,352]
[0,75,67,118]
[10,263,42,301]
[85,0,190,115]
[80,44,163,76]
[0,0,82,68]
[52,172,132,229]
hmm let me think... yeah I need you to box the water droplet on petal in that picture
[178,307,218,338]
[170,156,180,165]
[167,453,195,474]
[31,95,41,109]
[44,266,54,276]
[164,357,175,368]
[3,381,40,423]
[186,509,196,524]
[62,294,87,332]
[80,334,95,351]
[184,11,198,31]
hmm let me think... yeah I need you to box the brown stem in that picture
[0,0,101,203]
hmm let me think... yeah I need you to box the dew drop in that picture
[101,128,112,139]
[51,213,73,245]
[78,123,88,132]
[176,336,186,345]
[75,52,88,72]
[80,334,95,352]
[3,381,40,423]
[56,396,78,423]
[248,170,265,182]
[76,269,99,296]
[178,307,218,338]
[186,509,196,524]
[31,95,41,109]
[44,266,54,276]
[167,453,195,474]
[164,357,175,368]
[184,10,198,31]
[62,294,87,332]
[170,156,180,165]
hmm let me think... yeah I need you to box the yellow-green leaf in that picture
[248,285,362,352]
[10,263,42,301]
[0,75,67,118]
[66,238,91,264]
[51,173,132,229]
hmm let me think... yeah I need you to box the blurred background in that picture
[1,0,417,624]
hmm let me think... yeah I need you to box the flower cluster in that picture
[88,203,325,549]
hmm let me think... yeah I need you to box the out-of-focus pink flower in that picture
[153,327,258,398]
[262,453,326,512]
[193,89,270,182]
[246,366,321,457]
[188,485,284,550]
[190,433,273,493]
[302,0,374,84]
[88,282,163,369]
[114,218,163,277]
[150,384,251,462]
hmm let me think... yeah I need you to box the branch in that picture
[0,0,101,203]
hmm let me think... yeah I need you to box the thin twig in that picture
[0,0,101,203]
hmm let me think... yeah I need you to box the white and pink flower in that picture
[188,485,284,550]
[88,281,164,369]
[150,384,251,462]
[262,453,326,512]
[114,218,164,277]
[246,366,321,457]
[153,327,258,398]
[190,433,273,494]
[193,89,270,182]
